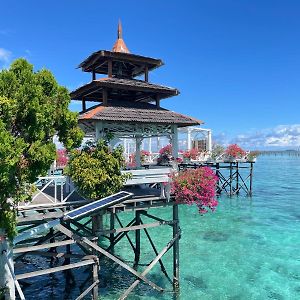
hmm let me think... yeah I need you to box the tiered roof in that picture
[71,21,201,128]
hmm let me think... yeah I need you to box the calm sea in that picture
[19,155,300,299]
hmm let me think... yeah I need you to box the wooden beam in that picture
[97,220,175,235]
[14,239,75,254]
[16,259,96,280]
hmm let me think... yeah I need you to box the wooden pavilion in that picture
[70,21,202,167]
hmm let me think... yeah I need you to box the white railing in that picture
[28,175,75,206]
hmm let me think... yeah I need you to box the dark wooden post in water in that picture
[216,163,220,194]
[236,162,239,195]
[134,211,141,266]
[229,162,233,196]
[173,204,180,291]
[110,212,115,251]
[249,162,254,196]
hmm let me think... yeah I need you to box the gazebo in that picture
[70,21,202,168]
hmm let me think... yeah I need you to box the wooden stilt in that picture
[134,211,141,266]
[229,163,233,196]
[249,162,253,196]
[236,162,239,195]
[92,259,99,300]
[110,212,115,251]
[173,204,180,291]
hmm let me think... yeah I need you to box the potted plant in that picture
[225,144,246,161]
[182,148,199,163]
[247,151,259,162]
[170,167,218,214]
[157,144,173,165]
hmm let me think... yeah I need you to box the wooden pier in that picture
[14,182,181,299]
[179,161,254,196]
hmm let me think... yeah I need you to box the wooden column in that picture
[134,211,141,266]
[187,127,192,150]
[155,95,160,108]
[135,137,143,168]
[82,99,86,112]
[92,70,96,80]
[173,205,180,291]
[171,125,179,158]
[102,88,108,106]
[108,60,113,78]
[144,65,149,82]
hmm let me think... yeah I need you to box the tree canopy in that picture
[0,58,84,238]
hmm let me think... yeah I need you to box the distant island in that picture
[258,150,300,156]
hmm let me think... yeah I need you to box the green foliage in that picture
[66,140,130,200]
[0,58,84,239]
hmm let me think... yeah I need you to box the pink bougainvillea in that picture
[159,144,172,156]
[170,167,218,214]
[225,144,246,159]
[182,148,199,160]
[56,149,68,168]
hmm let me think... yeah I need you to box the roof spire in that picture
[117,19,122,39]
[112,20,130,53]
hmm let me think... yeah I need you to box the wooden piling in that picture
[172,204,180,291]
[250,162,253,196]
[134,211,141,266]
[109,212,115,251]
[236,162,239,195]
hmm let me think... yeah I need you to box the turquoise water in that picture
[19,155,300,299]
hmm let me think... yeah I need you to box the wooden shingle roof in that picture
[70,78,179,102]
[79,101,202,127]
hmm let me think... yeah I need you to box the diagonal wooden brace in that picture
[119,230,181,300]
[56,224,164,293]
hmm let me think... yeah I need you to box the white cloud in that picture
[231,124,300,149]
[0,48,12,68]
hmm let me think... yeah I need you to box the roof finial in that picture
[118,19,122,39]
[112,20,130,53]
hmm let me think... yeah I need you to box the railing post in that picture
[0,229,15,300]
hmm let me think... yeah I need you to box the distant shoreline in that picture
[258,150,300,156]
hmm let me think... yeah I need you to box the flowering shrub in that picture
[225,144,246,159]
[128,150,151,165]
[170,167,218,214]
[182,148,199,160]
[159,144,172,156]
[56,149,68,168]
[157,144,173,165]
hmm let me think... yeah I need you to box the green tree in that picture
[0,58,84,239]
[67,139,130,200]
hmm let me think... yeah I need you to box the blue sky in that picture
[1,0,300,149]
